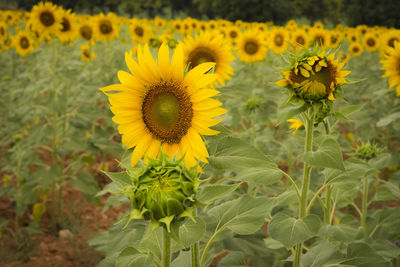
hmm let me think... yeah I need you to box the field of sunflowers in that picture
[1,2,400,267]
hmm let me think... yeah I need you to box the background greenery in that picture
[1,0,400,27]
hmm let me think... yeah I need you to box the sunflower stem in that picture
[293,109,314,267]
[324,185,332,224]
[163,227,171,267]
[361,176,369,228]
[191,208,200,267]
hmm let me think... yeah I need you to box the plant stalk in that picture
[163,227,171,267]
[293,110,314,267]
[324,185,332,224]
[191,208,200,267]
[361,176,368,228]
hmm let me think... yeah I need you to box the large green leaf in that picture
[217,251,249,267]
[115,247,154,267]
[268,213,321,249]
[208,195,274,235]
[196,184,238,204]
[304,138,345,171]
[178,217,206,248]
[232,167,282,186]
[341,242,391,267]
[301,241,343,267]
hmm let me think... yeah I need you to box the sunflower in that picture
[291,29,309,50]
[313,22,324,29]
[0,21,7,42]
[58,9,76,43]
[183,31,234,87]
[337,51,351,63]
[269,27,289,54]
[310,28,329,49]
[382,30,400,49]
[172,19,183,33]
[93,13,119,42]
[130,19,152,44]
[14,31,35,56]
[236,29,267,63]
[207,20,218,31]
[286,118,303,134]
[80,43,96,62]
[198,21,207,32]
[153,16,166,30]
[225,26,240,44]
[349,42,363,57]
[328,31,343,49]
[99,43,226,170]
[276,50,351,103]
[29,2,61,38]
[380,41,400,96]
[362,32,379,52]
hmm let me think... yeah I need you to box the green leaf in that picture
[115,247,154,267]
[332,104,364,121]
[209,195,274,235]
[276,103,307,124]
[196,184,238,204]
[317,224,357,242]
[232,167,282,186]
[217,251,249,267]
[264,237,285,250]
[209,136,277,170]
[376,111,400,127]
[178,217,206,248]
[341,242,391,267]
[301,241,343,267]
[172,251,192,267]
[69,171,100,203]
[268,213,321,249]
[304,138,345,171]
[102,171,132,187]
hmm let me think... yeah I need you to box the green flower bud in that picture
[354,141,381,161]
[245,97,261,112]
[116,151,203,231]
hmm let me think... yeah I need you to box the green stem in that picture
[57,182,63,226]
[294,110,314,267]
[200,228,224,266]
[306,185,326,214]
[281,171,301,202]
[191,208,200,267]
[251,111,256,146]
[361,176,368,228]
[163,227,171,267]
[51,182,56,229]
[324,185,333,224]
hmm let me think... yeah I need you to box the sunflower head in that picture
[276,48,351,106]
[353,141,381,161]
[113,151,203,231]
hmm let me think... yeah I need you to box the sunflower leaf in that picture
[304,138,345,171]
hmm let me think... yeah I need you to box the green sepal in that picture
[159,215,175,232]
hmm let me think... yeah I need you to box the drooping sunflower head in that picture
[100,43,226,171]
[29,2,62,37]
[183,31,235,87]
[236,29,267,63]
[276,48,351,104]
[380,41,400,96]
[93,13,119,42]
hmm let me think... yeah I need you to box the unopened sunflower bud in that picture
[354,141,381,161]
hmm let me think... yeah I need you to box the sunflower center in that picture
[296,36,305,45]
[83,50,90,58]
[188,47,215,70]
[99,20,112,34]
[39,11,55,27]
[314,35,325,46]
[230,31,237,38]
[244,41,259,55]
[274,34,283,46]
[352,46,359,53]
[366,38,375,47]
[388,38,397,48]
[61,17,70,32]
[330,36,338,44]
[80,25,92,40]
[142,82,193,144]
[134,26,144,37]
[0,27,4,36]
[20,37,29,49]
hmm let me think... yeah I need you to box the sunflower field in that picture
[1,1,400,267]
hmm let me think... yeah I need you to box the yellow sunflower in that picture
[153,16,166,30]
[328,31,343,49]
[236,29,267,63]
[381,41,400,96]
[349,42,363,57]
[310,28,329,49]
[362,32,379,52]
[286,118,303,134]
[225,26,240,44]
[130,19,152,44]
[0,21,7,42]
[269,27,289,54]
[14,31,35,56]
[80,43,96,62]
[276,51,351,102]
[183,31,235,87]
[29,2,62,38]
[58,9,76,43]
[171,19,183,33]
[77,19,94,43]
[382,30,400,49]
[99,43,226,170]
[93,13,119,42]
[291,29,309,50]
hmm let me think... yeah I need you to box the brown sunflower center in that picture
[296,36,305,45]
[61,17,70,32]
[0,27,4,36]
[330,36,338,44]
[142,82,193,144]
[230,31,237,38]
[83,49,90,59]
[134,26,144,37]
[39,11,55,27]
[314,35,325,46]
[188,47,216,70]
[366,38,375,47]
[352,46,359,53]
[244,40,259,55]
[20,37,29,49]
[99,20,112,34]
[274,34,284,46]
[388,38,398,48]
[80,25,92,40]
